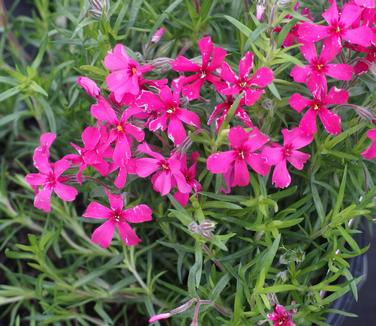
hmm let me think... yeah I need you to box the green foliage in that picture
[0,0,375,325]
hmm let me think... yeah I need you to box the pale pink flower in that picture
[135,142,192,196]
[83,190,152,248]
[262,128,313,188]
[207,126,269,188]
[151,28,165,43]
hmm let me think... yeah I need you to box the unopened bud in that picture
[256,0,266,21]
[189,219,216,239]
[152,28,165,43]
[88,0,110,18]
[262,98,274,111]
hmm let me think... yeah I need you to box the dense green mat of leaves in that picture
[0,0,375,325]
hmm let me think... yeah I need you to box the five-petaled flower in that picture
[172,36,226,100]
[135,142,192,196]
[290,39,353,93]
[83,190,152,248]
[262,128,313,189]
[25,133,78,213]
[289,86,348,135]
[136,84,200,145]
[207,126,269,189]
[220,51,274,106]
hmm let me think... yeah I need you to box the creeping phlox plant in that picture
[23,1,376,325]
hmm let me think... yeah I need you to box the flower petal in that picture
[198,36,213,69]
[176,108,200,127]
[249,67,274,87]
[117,222,141,246]
[246,153,269,176]
[53,159,71,178]
[326,64,353,81]
[343,26,374,47]
[262,145,284,166]
[207,151,235,173]
[54,182,78,202]
[25,173,47,186]
[289,93,311,113]
[228,126,249,148]
[318,107,342,135]
[220,62,238,83]
[298,23,330,43]
[288,150,311,170]
[239,52,254,79]
[168,117,186,145]
[172,56,201,72]
[325,87,349,105]
[83,202,113,219]
[152,171,171,195]
[290,65,310,83]
[124,204,152,223]
[90,97,118,124]
[339,4,363,28]
[272,160,291,188]
[105,190,124,211]
[135,158,160,177]
[299,108,318,135]
[91,220,115,248]
[34,187,53,212]
[231,159,249,187]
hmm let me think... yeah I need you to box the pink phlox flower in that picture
[135,142,192,196]
[207,126,270,188]
[83,190,152,248]
[220,51,274,106]
[354,0,375,9]
[104,44,154,102]
[76,76,100,98]
[26,134,78,212]
[207,96,253,132]
[262,128,313,189]
[64,126,111,183]
[90,97,145,165]
[362,128,376,160]
[267,304,296,326]
[172,36,227,100]
[174,152,202,206]
[136,84,200,145]
[298,1,373,49]
[290,39,353,93]
[289,86,348,135]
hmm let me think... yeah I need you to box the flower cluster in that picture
[25,1,375,323]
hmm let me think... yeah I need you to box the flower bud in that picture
[151,28,165,43]
[256,0,266,21]
[88,0,110,18]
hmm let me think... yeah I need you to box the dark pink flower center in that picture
[111,209,124,223]
[116,124,124,133]
[238,80,248,88]
[46,172,56,188]
[277,316,289,326]
[128,64,138,76]
[200,69,207,79]
[330,22,345,35]
[283,144,293,158]
[160,161,170,171]
[236,149,247,160]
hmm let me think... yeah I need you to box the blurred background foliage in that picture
[0,0,375,325]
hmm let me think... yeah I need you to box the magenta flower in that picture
[174,152,202,206]
[354,0,375,8]
[83,190,152,248]
[104,44,153,102]
[289,86,349,135]
[362,128,376,160]
[112,157,137,189]
[262,128,313,189]
[25,133,78,212]
[207,126,270,188]
[172,36,226,100]
[135,142,192,196]
[267,305,295,326]
[90,97,144,165]
[136,85,200,145]
[207,96,253,132]
[220,51,274,106]
[298,1,373,49]
[76,76,100,98]
[291,40,353,93]
[65,126,111,183]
